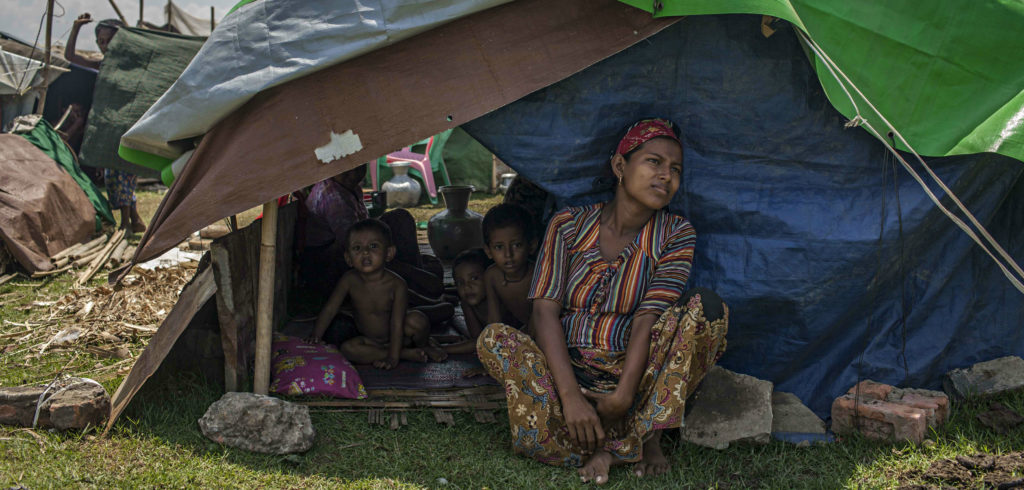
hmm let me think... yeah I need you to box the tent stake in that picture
[253,199,278,395]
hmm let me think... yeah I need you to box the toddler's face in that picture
[485,226,530,276]
[453,263,486,306]
[345,229,390,273]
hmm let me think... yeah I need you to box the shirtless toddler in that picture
[309,219,446,369]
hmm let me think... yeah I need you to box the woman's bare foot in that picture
[400,347,428,363]
[634,431,670,477]
[131,220,146,233]
[579,450,620,485]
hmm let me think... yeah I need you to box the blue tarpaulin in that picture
[464,15,1024,416]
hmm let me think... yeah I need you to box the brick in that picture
[0,379,109,430]
[846,380,893,400]
[831,395,927,443]
[892,389,949,427]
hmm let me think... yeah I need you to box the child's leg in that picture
[338,336,390,364]
[413,303,455,326]
[404,310,447,362]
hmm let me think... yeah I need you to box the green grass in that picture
[2,189,1022,488]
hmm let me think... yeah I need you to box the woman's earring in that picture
[618,174,623,186]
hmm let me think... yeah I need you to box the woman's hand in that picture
[562,391,605,454]
[581,388,632,433]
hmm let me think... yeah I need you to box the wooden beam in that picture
[252,200,278,395]
[38,0,55,111]
[103,267,216,435]
[107,0,129,25]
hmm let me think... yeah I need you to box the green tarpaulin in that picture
[20,118,114,229]
[79,27,205,177]
[620,0,1024,163]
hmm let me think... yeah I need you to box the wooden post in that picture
[253,200,278,395]
[210,6,215,30]
[107,0,129,25]
[139,0,144,26]
[38,0,55,112]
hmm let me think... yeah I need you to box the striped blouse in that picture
[529,203,696,352]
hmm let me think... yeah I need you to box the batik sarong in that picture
[477,293,728,466]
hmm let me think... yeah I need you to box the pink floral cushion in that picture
[269,333,368,399]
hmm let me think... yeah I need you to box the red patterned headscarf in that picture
[615,118,681,156]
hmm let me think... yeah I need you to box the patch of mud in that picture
[898,452,1024,489]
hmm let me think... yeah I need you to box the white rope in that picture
[796,30,1024,295]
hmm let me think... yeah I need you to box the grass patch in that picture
[2,188,1021,488]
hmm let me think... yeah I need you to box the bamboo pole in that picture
[107,0,129,25]
[253,200,278,395]
[53,235,106,262]
[139,0,144,26]
[210,6,215,30]
[38,0,55,111]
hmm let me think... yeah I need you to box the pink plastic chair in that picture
[370,136,440,201]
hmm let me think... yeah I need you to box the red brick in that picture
[895,391,949,427]
[831,395,927,443]
[846,380,893,400]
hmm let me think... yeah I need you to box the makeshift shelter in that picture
[0,134,95,274]
[112,0,1023,418]
[0,35,68,131]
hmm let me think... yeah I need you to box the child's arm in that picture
[485,268,503,325]
[308,274,350,342]
[380,280,408,369]
[463,299,484,339]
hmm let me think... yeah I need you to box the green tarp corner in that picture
[20,118,114,230]
[79,27,205,177]
[619,0,1024,164]
[443,127,494,193]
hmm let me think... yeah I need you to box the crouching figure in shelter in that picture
[477,118,728,484]
[308,219,447,369]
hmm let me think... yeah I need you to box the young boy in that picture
[482,203,537,334]
[442,248,495,355]
[308,219,446,369]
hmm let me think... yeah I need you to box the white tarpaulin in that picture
[119,0,509,163]
[0,48,67,96]
[166,1,214,37]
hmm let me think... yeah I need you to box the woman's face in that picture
[613,137,683,211]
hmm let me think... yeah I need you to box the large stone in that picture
[944,356,1024,400]
[199,392,314,454]
[680,366,773,449]
[0,378,110,429]
[771,391,826,434]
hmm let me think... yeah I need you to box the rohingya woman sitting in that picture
[477,119,728,485]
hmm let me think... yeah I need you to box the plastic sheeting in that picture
[463,15,1024,415]
[79,27,205,177]
[118,0,509,169]
[621,0,1024,164]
